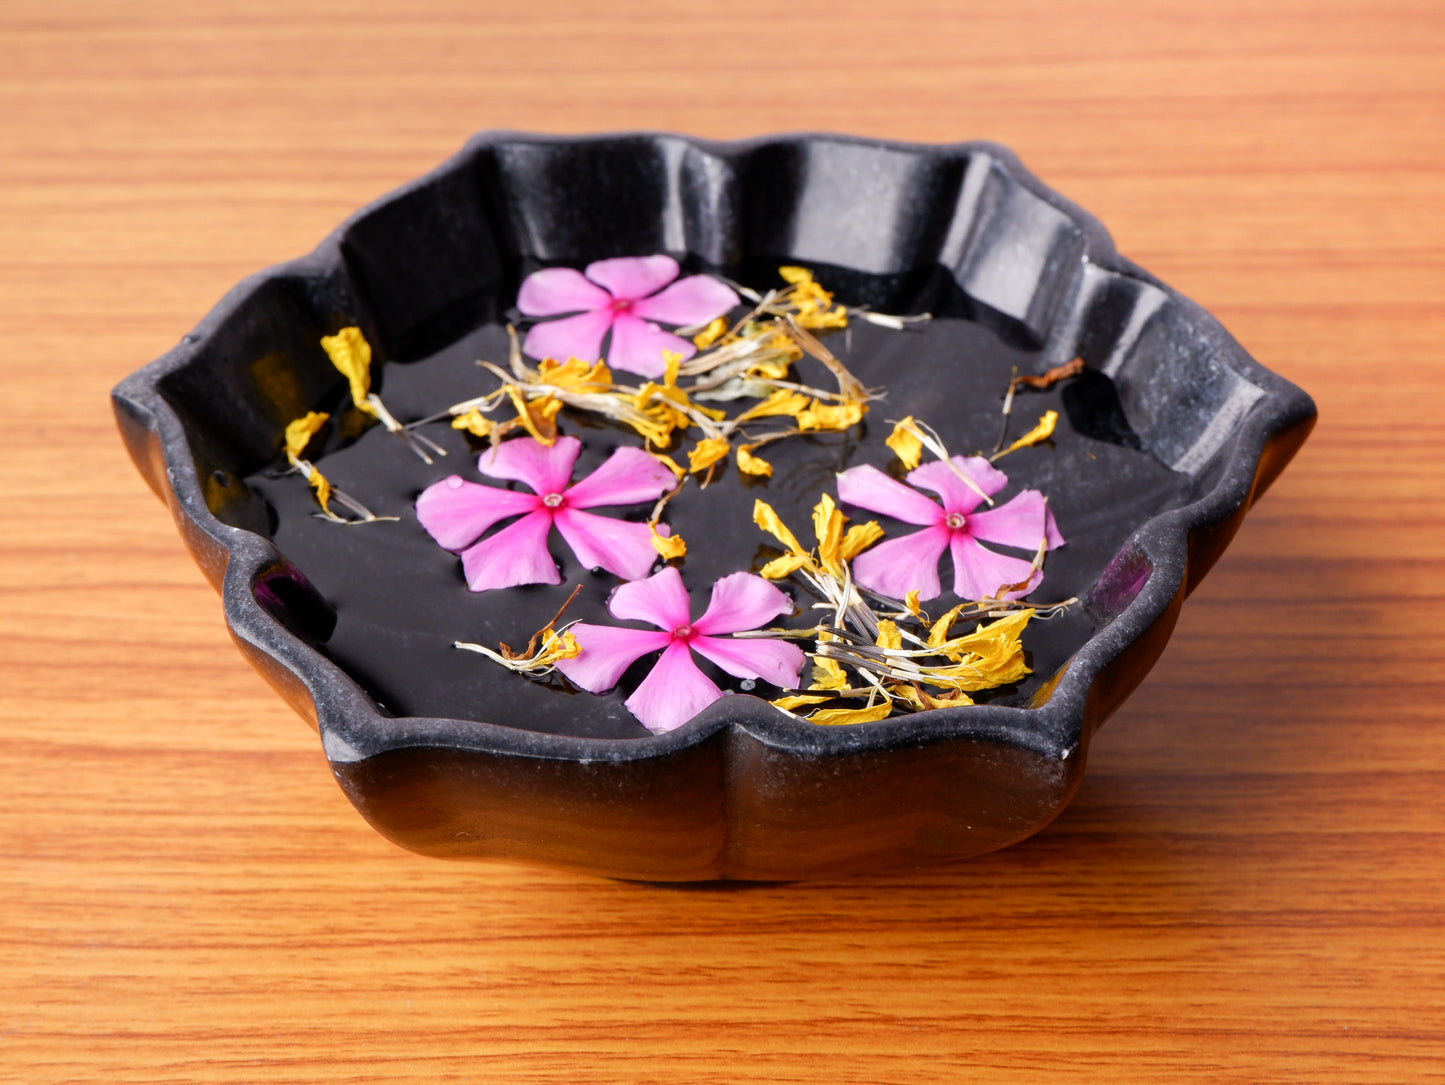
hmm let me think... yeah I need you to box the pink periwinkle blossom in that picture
[517,255,738,378]
[836,457,1064,603]
[556,565,806,734]
[416,436,676,592]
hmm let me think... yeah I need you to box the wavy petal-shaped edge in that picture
[111,131,1317,880]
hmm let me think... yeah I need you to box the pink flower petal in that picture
[836,464,944,526]
[907,457,1008,515]
[692,571,794,636]
[516,266,612,316]
[584,255,679,300]
[606,312,696,377]
[522,307,614,364]
[607,565,692,631]
[551,509,660,581]
[690,634,805,688]
[630,275,739,326]
[459,509,561,591]
[949,534,1041,602]
[563,446,677,509]
[477,435,581,497]
[850,524,951,601]
[966,490,1065,552]
[554,624,671,693]
[415,476,540,550]
[624,640,722,734]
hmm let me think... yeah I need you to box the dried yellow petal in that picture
[888,683,974,712]
[662,350,683,388]
[450,407,494,437]
[692,317,729,349]
[808,655,850,691]
[320,327,374,413]
[736,444,773,477]
[650,524,686,560]
[771,693,835,712]
[904,589,924,619]
[812,493,846,573]
[306,467,333,514]
[758,553,810,580]
[735,389,811,423]
[927,604,968,648]
[937,609,1033,659]
[537,356,612,391]
[778,266,849,329]
[806,702,893,726]
[994,410,1059,460]
[796,398,865,432]
[753,500,805,556]
[875,620,902,651]
[506,386,562,446]
[839,521,884,562]
[687,436,731,474]
[885,416,924,470]
[284,411,329,461]
[653,452,687,479]
[747,350,796,379]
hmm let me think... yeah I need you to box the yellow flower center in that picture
[946,512,966,530]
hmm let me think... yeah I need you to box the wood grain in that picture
[2,0,1443,1080]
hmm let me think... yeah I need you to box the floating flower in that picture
[836,457,1064,602]
[556,566,806,734]
[416,436,676,591]
[518,255,739,378]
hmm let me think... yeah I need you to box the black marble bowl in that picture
[112,133,1314,879]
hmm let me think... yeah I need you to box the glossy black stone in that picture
[112,133,1315,879]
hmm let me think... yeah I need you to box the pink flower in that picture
[556,566,806,734]
[836,457,1064,602]
[517,255,739,378]
[416,436,677,592]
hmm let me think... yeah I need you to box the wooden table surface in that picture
[3,1,1442,1080]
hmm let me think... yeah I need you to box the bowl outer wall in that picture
[112,132,1316,879]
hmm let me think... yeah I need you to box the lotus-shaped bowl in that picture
[113,133,1314,879]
